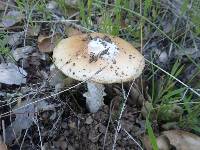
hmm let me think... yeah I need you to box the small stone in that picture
[46,1,58,10]
[85,116,93,125]
[68,121,76,129]
[159,51,168,63]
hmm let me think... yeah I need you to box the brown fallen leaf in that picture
[0,136,7,150]
[37,34,62,53]
[143,135,171,150]
[143,130,200,150]
[157,135,171,150]
[0,143,7,150]
[66,27,82,37]
[161,130,200,150]
[143,135,154,150]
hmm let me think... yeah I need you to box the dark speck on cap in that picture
[112,60,116,64]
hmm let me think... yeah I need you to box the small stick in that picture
[2,120,6,143]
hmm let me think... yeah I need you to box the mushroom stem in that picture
[83,81,106,112]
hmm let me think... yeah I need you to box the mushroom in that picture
[53,33,144,112]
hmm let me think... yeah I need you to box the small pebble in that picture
[159,51,168,63]
[85,116,93,125]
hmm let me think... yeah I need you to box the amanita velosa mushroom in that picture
[53,33,144,112]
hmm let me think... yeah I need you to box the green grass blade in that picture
[93,1,200,71]
[146,119,159,150]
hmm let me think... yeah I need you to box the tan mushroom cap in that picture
[53,33,145,84]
